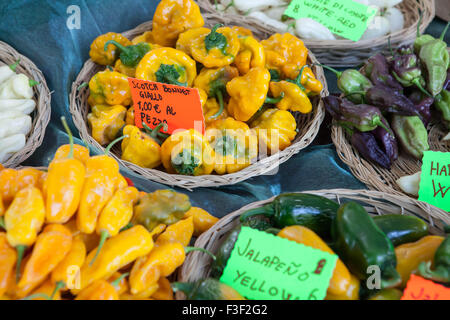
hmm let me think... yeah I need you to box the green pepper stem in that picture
[90,230,109,267]
[9,59,20,72]
[418,261,450,283]
[211,90,224,119]
[29,79,39,87]
[372,116,393,135]
[61,117,74,159]
[105,135,129,155]
[120,222,134,232]
[104,40,128,53]
[314,64,342,78]
[0,216,5,230]
[439,22,450,41]
[265,92,285,104]
[77,82,89,91]
[380,268,402,289]
[171,282,195,294]
[150,122,168,140]
[411,78,432,97]
[51,281,65,299]
[16,245,26,283]
[21,293,51,300]
[417,12,423,37]
[184,246,216,261]
[165,75,187,87]
[143,122,169,142]
[294,64,310,90]
[239,203,274,222]
[111,272,130,288]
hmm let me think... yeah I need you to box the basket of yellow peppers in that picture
[70,0,327,189]
[0,118,220,300]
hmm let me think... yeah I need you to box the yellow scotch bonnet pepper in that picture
[234,35,266,75]
[88,104,127,146]
[89,32,132,66]
[183,207,218,237]
[88,70,132,107]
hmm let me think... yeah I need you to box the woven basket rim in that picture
[69,14,327,189]
[177,188,449,298]
[197,0,435,66]
[0,41,51,168]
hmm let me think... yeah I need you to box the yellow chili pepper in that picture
[46,118,85,224]
[0,232,16,297]
[16,224,72,298]
[135,47,197,87]
[121,124,165,169]
[16,168,44,193]
[261,33,308,80]
[226,67,270,122]
[278,226,351,296]
[75,279,119,300]
[161,129,215,176]
[269,81,312,113]
[89,32,132,66]
[91,186,140,265]
[0,168,18,204]
[176,27,210,54]
[28,278,62,300]
[75,225,154,293]
[54,144,90,165]
[183,207,219,237]
[395,235,444,287]
[293,66,323,95]
[205,117,258,174]
[125,106,135,126]
[203,98,229,125]
[250,108,297,154]
[155,216,194,247]
[108,272,129,295]
[4,186,45,282]
[234,36,266,75]
[152,0,204,47]
[151,277,174,300]
[88,104,127,146]
[325,274,360,300]
[88,70,132,107]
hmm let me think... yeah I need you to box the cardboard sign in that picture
[418,151,450,212]
[401,275,450,300]
[284,0,378,42]
[220,227,337,300]
[128,78,205,135]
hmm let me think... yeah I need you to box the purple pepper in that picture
[363,53,403,91]
[372,117,398,163]
[365,84,419,116]
[351,131,392,169]
[444,70,450,91]
[415,97,434,126]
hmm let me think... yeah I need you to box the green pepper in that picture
[210,215,272,279]
[435,89,450,129]
[239,193,339,241]
[104,41,151,68]
[391,115,429,160]
[172,278,244,300]
[373,214,429,247]
[205,24,227,55]
[319,65,372,104]
[418,235,450,284]
[332,202,401,289]
[368,288,403,300]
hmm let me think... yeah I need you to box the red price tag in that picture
[401,275,450,300]
[128,78,205,135]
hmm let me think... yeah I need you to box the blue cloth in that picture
[0,0,444,217]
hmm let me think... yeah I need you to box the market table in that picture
[0,0,447,217]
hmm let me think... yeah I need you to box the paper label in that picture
[401,275,450,300]
[418,151,450,212]
[220,227,337,300]
[128,78,205,134]
[284,0,378,41]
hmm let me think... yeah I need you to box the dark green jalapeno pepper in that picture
[239,193,339,241]
[104,40,151,68]
[372,214,429,247]
[418,235,450,284]
[391,115,429,160]
[332,202,401,289]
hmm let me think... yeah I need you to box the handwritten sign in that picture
[220,227,337,300]
[401,275,450,300]
[128,78,205,134]
[284,0,377,41]
[418,151,450,212]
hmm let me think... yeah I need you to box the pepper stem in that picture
[143,122,169,141]
[417,12,423,37]
[411,78,432,97]
[294,64,310,90]
[239,203,274,222]
[111,273,130,288]
[90,230,109,266]
[265,92,285,104]
[51,281,65,299]
[104,40,128,53]
[184,246,217,261]
[211,90,224,119]
[61,117,74,159]
[29,79,39,87]
[314,64,342,78]
[21,293,51,300]
[418,261,449,283]
[0,216,5,230]
[77,82,89,91]
[150,122,168,140]
[120,222,134,232]
[105,135,129,155]
[372,116,393,135]
[439,22,450,41]
[16,245,26,282]
[171,282,195,294]
[380,268,402,289]
[9,59,20,72]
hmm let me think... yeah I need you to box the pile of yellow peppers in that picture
[0,127,219,300]
[86,0,323,176]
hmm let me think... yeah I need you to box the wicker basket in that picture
[0,41,51,168]
[332,48,450,202]
[197,0,435,67]
[70,13,327,190]
[178,189,449,298]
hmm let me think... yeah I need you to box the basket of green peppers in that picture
[177,190,449,300]
[326,23,450,198]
